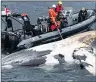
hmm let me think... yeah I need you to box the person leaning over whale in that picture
[48,4,58,31]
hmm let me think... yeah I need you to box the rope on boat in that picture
[10,16,24,26]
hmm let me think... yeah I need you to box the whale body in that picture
[2,31,96,75]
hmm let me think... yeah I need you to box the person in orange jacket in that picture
[48,4,58,31]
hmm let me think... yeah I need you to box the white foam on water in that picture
[82,50,96,75]
[2,65,13,69]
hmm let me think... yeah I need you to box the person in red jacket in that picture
[55,1,64,14]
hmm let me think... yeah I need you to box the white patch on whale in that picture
[2,31,96,75]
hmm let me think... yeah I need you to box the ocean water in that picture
[1,1,96,30]
[1,1,96,82]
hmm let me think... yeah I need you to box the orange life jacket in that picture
[48,8,57,23]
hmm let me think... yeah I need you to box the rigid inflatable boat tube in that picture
[17,10,96,48]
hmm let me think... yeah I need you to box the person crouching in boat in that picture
[48,4,60,31]
[21,13,35,36]
[21,13,30,25]
[78,7,87,22]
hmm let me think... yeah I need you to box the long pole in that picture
[10,17,14,32]
[57,27,63,40]
[95,2,96,39]
[1,18,6,25]
[5,6,8,31]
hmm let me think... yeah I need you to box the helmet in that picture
[82,7,86,11]
[58,1,62,5]
[52,4,56,8]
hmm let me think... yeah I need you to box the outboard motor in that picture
[37,17,49,33]
[40,21,48,33]
[45,16,50,23]
[37,16,49,24]
[1,32,20,53]
[37,17,43,24]
[3,33,10,49]
[5,17,13,32]
[45,16,49,21]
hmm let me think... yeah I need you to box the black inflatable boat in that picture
[17,10,96,48]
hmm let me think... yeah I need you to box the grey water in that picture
[1,1,96,30]
[1,1,96,82]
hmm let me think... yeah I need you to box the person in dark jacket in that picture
[21,13,35,36]
[78,7,87,22]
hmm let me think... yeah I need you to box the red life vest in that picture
[55,4,64,13]
[51,24,57,31]
[51,21,60,31]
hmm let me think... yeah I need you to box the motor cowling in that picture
[37,16,49,24]
[1,32,20,53]
[37,17,43,24]
[36,17,49,33]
